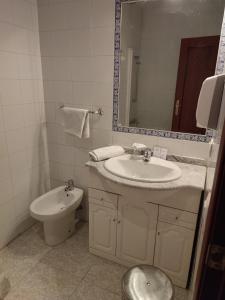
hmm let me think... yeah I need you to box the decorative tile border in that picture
[112,0,224,143]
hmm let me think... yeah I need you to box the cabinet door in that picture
[116,198,158,265]
[89,202,117,256]
[154,221,195,288]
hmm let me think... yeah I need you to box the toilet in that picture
[30,186,83,246]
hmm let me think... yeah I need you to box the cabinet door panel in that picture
[116,198,158,265]
[89,202,117,256]
[154,221,195,288]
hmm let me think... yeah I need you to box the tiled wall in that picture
[38,0,115,218]
[38,0,211,219]
[0,0,49,248]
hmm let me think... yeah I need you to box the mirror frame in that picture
[112,0,224,142]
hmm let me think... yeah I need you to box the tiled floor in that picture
[0,222,190,300]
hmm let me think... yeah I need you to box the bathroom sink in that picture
[104,154,181,183]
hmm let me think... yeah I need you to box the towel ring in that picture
[59,105,103,116]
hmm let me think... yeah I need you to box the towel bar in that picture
[59,105,103,116]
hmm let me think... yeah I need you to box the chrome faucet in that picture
[64,179,75,192]
[143,149,152,162]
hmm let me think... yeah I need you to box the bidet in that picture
[30,186,83,246]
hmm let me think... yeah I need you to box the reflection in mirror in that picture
[118,0,225,135]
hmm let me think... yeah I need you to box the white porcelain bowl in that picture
[30,186,83,246]
[104,154,181,183]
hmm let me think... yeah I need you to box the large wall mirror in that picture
[113,0,225,141]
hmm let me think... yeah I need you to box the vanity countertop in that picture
[86,159,206,191]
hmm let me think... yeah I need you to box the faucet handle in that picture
[65,179,74,187]
[143,148,152,161]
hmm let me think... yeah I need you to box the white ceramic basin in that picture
[104,154,182,183]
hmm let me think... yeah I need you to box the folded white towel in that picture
[89,146,125,161]
[60,107,90,139]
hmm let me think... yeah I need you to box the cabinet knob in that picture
[175,216,179,220]
[117,220,121,224]
[113,218,116,222]
[157,231,160,236]
[100,198,104,201]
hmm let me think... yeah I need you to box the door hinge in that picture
[206,244,225,271]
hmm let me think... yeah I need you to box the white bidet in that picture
[30,186,83,246]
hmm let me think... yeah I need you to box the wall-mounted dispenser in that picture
[196,74,225,130]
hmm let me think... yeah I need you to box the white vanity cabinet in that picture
[88,187,199,288]
[116,198,158,265]
[153,207,197,287]
[89,189,118,256]
[154,222,195,287]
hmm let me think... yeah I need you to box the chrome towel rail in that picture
[59,105,103,116]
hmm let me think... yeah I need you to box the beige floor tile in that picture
[69,281,121,300]
[174,286,189,300]
[40,246,91,278]
[0,224,51,288]
[1,222,191,300]
[5,263,79,300]
[83,261,128,295]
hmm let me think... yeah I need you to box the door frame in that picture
[172,36,220,133]
[194,119,225,299]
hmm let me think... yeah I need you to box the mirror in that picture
[114,0,225,139]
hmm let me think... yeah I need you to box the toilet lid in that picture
[122,265,174,300]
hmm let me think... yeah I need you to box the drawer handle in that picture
[100,198,104,201]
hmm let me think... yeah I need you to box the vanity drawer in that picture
[88,188,118,209]
[159,206,197,230]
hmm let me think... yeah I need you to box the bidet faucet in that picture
[143,148,152,162]
[64,179,75,192]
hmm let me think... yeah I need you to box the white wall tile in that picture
[71,57,92,82]
[42,57,71,80]
[45,102,56,123]
[0,0,13,23]
[0,132,7,158]
[0,0,48,249]
[11,0,34,30]
[0,201,16,249]
[3,105,25,130]
[6,128,27,154]
[91,27,114,56]
[0,106,4,130]
[91,56,114,83]
[0,157,10,182]
[0,80,22,105]
[91,0,114,28]
[0,23,17,52]
[70,29,91,57]
[20,80,35,103]
[43,80,73,103]
[0,52,19,79]
[92,105,112,130]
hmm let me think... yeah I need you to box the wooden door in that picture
[154,222,195,288]
[116,198,158,265]
[89,203,117,256]
[172,36,220,134]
